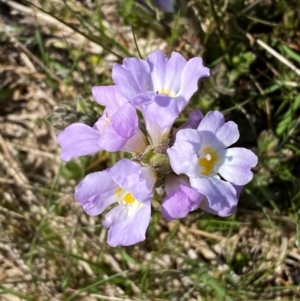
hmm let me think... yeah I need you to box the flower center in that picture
[156,88,175,97]
[198,147,219,176]
[115,188,139,205]
[123,193,135,204]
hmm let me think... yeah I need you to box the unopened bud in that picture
[139,143,171,174]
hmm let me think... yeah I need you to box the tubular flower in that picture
[74,159,156,247]
[167,111,258,216]
[112,50,210,145]
[57,85,147,161]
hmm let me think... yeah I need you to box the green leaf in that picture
[280,44,300,63]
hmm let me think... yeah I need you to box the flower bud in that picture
[139,143,171,174]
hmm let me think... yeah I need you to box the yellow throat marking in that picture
[115,188,135,204]
[198,147,219,176]
[123,193,135,204]
[157,88,175,97]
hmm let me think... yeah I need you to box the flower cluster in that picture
[57,50,258,247]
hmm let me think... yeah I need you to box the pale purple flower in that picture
[57,85,147,161]
[112,50,210,145]
[161,174,203,221]
[162,176,243,220]
[184,109,204,129]
[75,159,156,247]
[155,0,175,12]
[175,109,204,135]
[167,111,258,216]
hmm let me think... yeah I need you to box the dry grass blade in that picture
[1,0,104,55]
